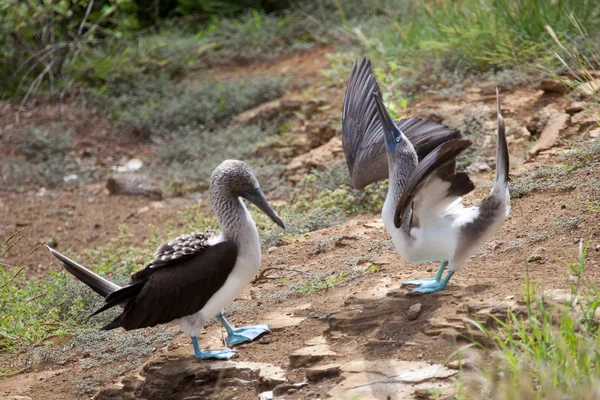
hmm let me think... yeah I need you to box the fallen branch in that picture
[253,267,312,283]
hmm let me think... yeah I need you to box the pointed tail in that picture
[47,246,120,297]
[493,88,509,193]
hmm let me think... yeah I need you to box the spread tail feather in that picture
[494,88,509,192]
[47,246,120,298]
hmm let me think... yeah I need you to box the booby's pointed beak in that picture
[240,188,285,229]
[373,92,403,154]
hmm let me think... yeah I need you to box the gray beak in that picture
[240,188,285,229]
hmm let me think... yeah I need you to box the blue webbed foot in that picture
[408,280,448,294]
[402,278,436,286]
[191,336,236,360]
[225,324,270,346]
[406,270,455,295]
[195,348,237,360]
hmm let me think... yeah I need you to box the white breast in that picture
[177,200,261,337]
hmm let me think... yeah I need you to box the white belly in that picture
[176,204,261,337]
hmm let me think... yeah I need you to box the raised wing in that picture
[342,58,386,189]
[394,139,475,229]
[342,58,462,189]
[95,233,238,331]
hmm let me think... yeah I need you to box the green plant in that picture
[0,0,138,101]
[108,75,288,138]
[0,124,97,190]
[459,241,600,399]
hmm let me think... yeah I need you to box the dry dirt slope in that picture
[1,49,600,399]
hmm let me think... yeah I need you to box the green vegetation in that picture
[459,242,600,399]
[510,141,600,198]
[328,0,600,96]
[0,124,96,190]
[103,75,288,138]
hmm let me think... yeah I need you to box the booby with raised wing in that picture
[342,59,509,294]
[48,160,284,359]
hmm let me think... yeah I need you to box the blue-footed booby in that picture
[48,160,284,359]
[342,59,510,294]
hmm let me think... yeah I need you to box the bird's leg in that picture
[217,312,270,346]
[191,336,236,360]
[402,261,448,287]
[409,270,455,294]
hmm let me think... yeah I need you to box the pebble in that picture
[408,303,422,320]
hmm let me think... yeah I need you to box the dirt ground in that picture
[1,48,599,399]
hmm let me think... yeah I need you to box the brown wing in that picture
[342,58,461,189]
[98,239,238,331]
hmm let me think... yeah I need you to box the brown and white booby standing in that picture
[341,59,510,294]
[48,160,284,359]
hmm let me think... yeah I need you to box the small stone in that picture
[589,127,600,139]
[306,364,341,381]
[408,303,422,320]
[260,336,272,345]
[539,78,566,93]
[106,173,162,200]
[566,103,584,114]
[287,388,298,394]
[527,254,544,263]
[273,383,294,396]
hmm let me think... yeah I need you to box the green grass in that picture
[458,241,600,399]
[323,0,599,98]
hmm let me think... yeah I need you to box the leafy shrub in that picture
[0,124,97,190]
[104,75,288,138]
[154,120,284,193]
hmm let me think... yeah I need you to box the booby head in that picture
[373,92,404,154]
[211,160,284,229]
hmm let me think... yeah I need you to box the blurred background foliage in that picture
[2,0,599,102]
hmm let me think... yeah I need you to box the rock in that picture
[262,311,305,331]
[235,96,302,124]
[571,109,599,128]
[589,128,600,139]
[2,397,33,400]
[407,303,422,320]
[543,289,574,306]
[114,158,143,173]
[539,78,566,93]
[289,340,337,369]
[291,119,339,153]
[447,359,475,370]
[528,112,569,158]
[258,392,274,400]
[466,158,492,174]
[576,78,600,98]
[566,103,584,114]
[285,136,343,176]
[259,336,272,344]
[106,173,162,200]
[423,318,465,336]
[97,358,285,399]
[306,363,341,381]
[273,383,293,396]
[329,360,457,400]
